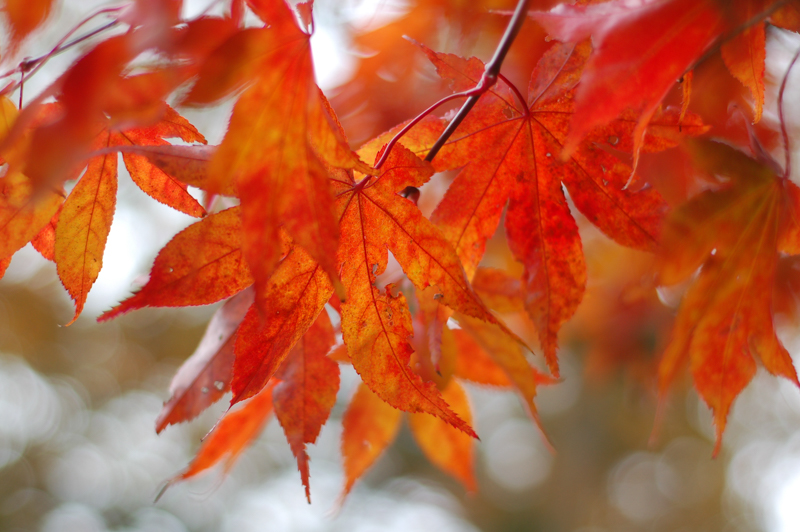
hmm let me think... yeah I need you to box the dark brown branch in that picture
[424,0,531,162]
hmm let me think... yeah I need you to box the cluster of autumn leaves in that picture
[2,0,800,501]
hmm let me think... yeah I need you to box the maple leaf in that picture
[29,101,206,323]
[0,171,62,264]
[529,0,780,161]
[99,206,252,321]
[3,35,136,189]
[165,380,277,493]
[414,41,705,375]
[341,382,402,497]
[453,267,559,391]
[230,242,333,404]
[718,1,800,123]
[2,0,54,50]
[407,379,477,492]
[273,310,339,503]
[2,15,222,195]
[657,138,800,454]
[455,313,550,440]
[0,97,63,266]
[340,377,478,497]
[190,0,371,310]
[168,298,339,500]
[116,144,228,196]
[156,287,254,433]
[113,105,207,215]
[333,142,525,437]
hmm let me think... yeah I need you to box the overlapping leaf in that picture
[341,377,478,496]
[100,206,251,321]
[166,380,277,491]
[720,1,800,123]
[54,105,206,323]
[194,0,371,309]
[0,169,62,262]
[408,379,477,492]
[417,41,705,375]
[455,313,549,439]
[4,35,136,189]
[334,144,504,437]
[657,139,800,453]
[0,98,63,265]
[341,382,403,497]
[156,287,254,433]
[230,243,333,403]
[529,0,785,160]
[273,310,339,503]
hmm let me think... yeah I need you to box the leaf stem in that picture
[0,7,123,101]
[778,44,800,179]
[424,0,530,162]
[370,0,530,171]
[498,72,529,116]
[374,90,489,170]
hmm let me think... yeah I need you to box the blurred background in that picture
[2,0,800,531]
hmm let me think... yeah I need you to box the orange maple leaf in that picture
[164,380,278,495]
[155,287,254,433]
[2,0,54,51]
[273,310,339,503]
[230,242,333,403]
[340,378,477,497]
[100,206,251,321]
[334,143,506,438]
[190,0,371,310]
[341,382,403,497]
[657,138,800,454]
[412,41,706,375]
[407,379,478,492]
[52,104,206,323]
[0,97,63,267]
[529,0,783,161]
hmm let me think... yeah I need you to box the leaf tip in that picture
[154,479,174,503]
[63,311,81,327]
[649,393,668,449]
[96,303,128,323]
[711,408,728,459]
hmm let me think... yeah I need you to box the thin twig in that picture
[375,88,495,170]
[0,7,123,100]
[778,45,800,179]
[424,0,530,162]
